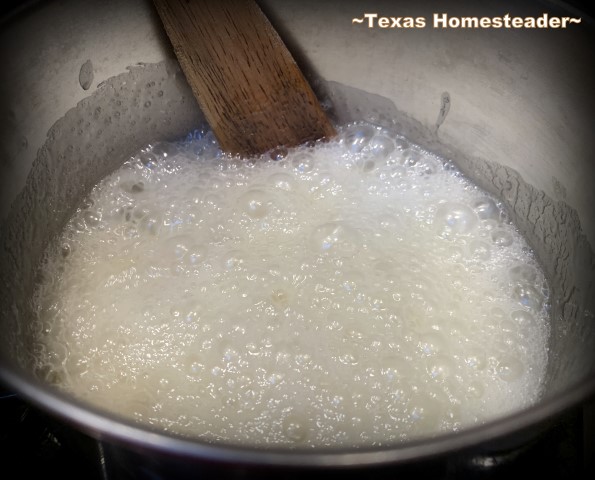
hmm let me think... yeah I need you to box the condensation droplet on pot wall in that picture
[79,59,94,90]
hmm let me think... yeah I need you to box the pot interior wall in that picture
[0,0,594,454]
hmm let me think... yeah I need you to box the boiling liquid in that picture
[32,124,550,447]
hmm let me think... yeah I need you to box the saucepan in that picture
[0,0,594,478]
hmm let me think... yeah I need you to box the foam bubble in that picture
[310,222,362,256]
[472,197,501,221]
[238,189,270,218]
[497,356,525,382]
[513,285,544,311]
[291,152,315,173]
[367,135,395,159]
[434,202,478,235]
[342,124,376,153]
[283,415,308,442]
[491,229,514,247]
[268,172,296,191]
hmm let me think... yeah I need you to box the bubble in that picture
[222,345,240,363]
[269,147,288,161]
[338,351,359,365]
[310,222,362,256]
[472,197,500,220]
[512,284,543,311]
[131,182,145,194]
[402,149,421,167]
[223,250,246,271]
[185,303,205,324]
[186,245,208,265]
[378,214,401,231]
[381,356,413,381]
[469,241,491,261]
[246,343,261,356]
[268,173,296,191]
[275,347,293,365]
[367,135,395,159]
[120,179,145,195]
[408,392,442,431]
[342,124,376,153]
[394,137,410,151]
[138,150,158,169]
[511,310,540,338]
[271,289,290,307]
[339,270,365,293]
[184,353,205,375]
[204,193,224,210]
[491,229,513,246]
[238,189,270,218]
[163,235,194,262]
[356,158,376,173]
[72,217,87,232]
[283,416,307,442]
[140,214,162,236]
[497,357,524,382]
[509,265,538,285]
[388,165,407,179]
[186,186,203,205]
[83,210,101,226]
[291,152,315,173]
[342,324,365,342]
[511,310,536,325]
[170,304,181,318]
[267,372,285,385]
[466,381,485,398]
[61,243,72,257]
[386,397,407,421]
[445,245,464,262]
[500,318,518,334]
[420,157,441,175]
[490,307,506,321]
[152,142,178,158]
[426,355,455,379]
[463,347,486,370]
[293,352,312,368]
[434,202,478,234]
[418,332,446,356]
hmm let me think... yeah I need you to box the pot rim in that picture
[1,363,593,467]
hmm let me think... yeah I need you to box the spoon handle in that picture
[153,0,336,156]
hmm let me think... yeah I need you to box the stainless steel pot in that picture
[1,0,594,477]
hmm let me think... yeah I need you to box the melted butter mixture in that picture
[32,123,550,447]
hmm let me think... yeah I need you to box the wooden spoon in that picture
[153,0,336,156]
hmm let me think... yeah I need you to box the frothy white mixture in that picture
[32,124,550,447]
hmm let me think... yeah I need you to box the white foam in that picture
[32,124,550,447]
